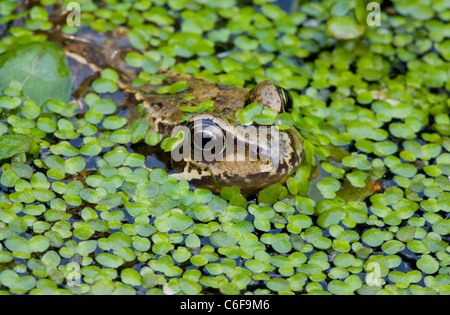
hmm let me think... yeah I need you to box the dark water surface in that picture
[275,0,296,12]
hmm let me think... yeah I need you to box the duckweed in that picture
[0,0,449,296]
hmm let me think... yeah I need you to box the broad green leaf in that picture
[0,42,72,105]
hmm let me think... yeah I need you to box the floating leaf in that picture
[129,118,149,143]
[236,103,262,126]
[416,255,439,275]
[362,229,393,247]
[160,130,185,152]
[121,268,142,287]
[92,78,118,94]
[179,100,215,113]
[326,16,365,40]
[0,42,72,105]
[95,253,124,268]
[0,270,36,293]
[156,80,189,94]
[272,234,292,254]
[210,231,237,248]
[103,116,127,130]
[0,135,33,160]
[317,177,341,199]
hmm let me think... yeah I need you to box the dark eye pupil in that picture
[199,132,215,150]
[189,120,226,155]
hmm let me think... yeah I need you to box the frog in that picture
[134,76,303,197]
[54,29,304,196]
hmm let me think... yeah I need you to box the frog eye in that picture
[189,120,226,155]
[276,86,293,112]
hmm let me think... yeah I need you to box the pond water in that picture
[0,0,449,296]
[275,0,295,12]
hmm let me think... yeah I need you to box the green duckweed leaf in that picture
[362,229,393,247]
[416,255,439,275]
[90,279,115,295]
[0,96,21,109]
[121,268,142,287]
[317,177,341,199]
[156,80,189,94]
[326,16,365,40]
[272,234,292,254]
[266,278,290,293]
[236,103,263,126]
[95,253,124,269]
[0,135,33,160]
[381,240,406,255]
[103,116,127,130]
[129,118,149,143]
[80,139,102,156]
[65,157,86,174]
[145,131,163,146]
[89,97,117,115]
[128,30,149,50]
[318,208,344,229]
[210,231,237,247]
[257,183,282,206]
[0,270,36,293]
[160,130,185,152]
[5,236,32,257]
[180,100,215,113]
[92,78,118,94]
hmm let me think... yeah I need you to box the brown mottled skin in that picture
[248,80,284,113]
[55,29,303,196]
